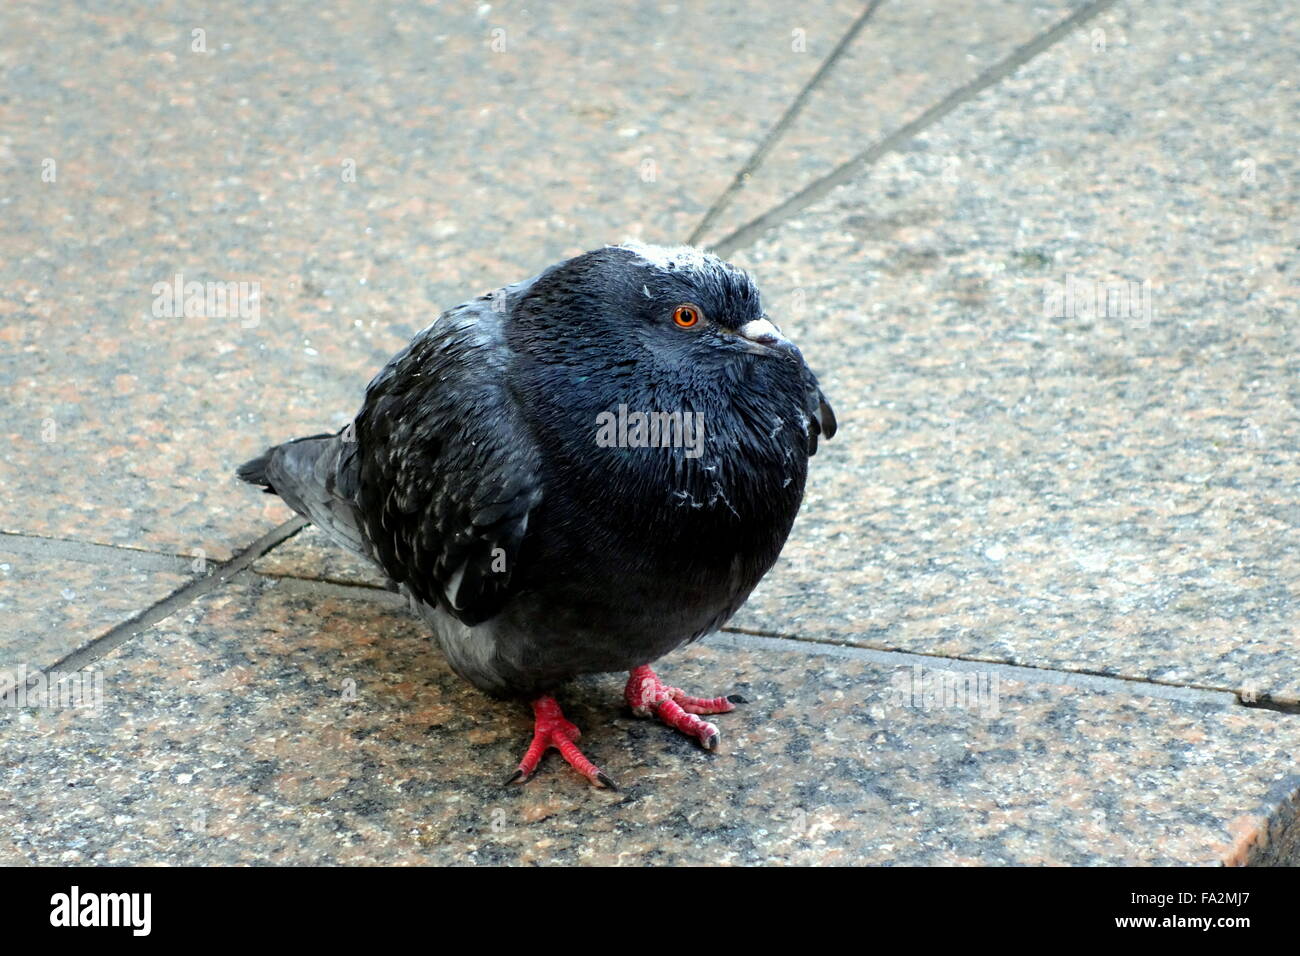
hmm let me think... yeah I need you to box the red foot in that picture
[624,665,744,751]
[505,696,616,789]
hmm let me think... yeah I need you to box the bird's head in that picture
[509,241,805,374]
[504,242,830,536]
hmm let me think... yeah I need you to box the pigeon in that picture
[238,242,835,788]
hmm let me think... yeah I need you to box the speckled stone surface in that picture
[0,0,861,558]
[0,548,189,670]
[1250,784,1300,867]
[2,576,1296,865]
[254,525,389,590]
[695,0,1089,245]
[721,0,1300,703]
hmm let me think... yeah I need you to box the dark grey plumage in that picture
[239,243,835,699]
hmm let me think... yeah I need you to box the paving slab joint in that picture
[25,517,309,680]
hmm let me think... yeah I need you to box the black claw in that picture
[595,772,619,791]
[503,769,527,787]
[702,732,720,751]
[726,694,748,705]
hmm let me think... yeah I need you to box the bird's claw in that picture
[508,696,616,789]
[624,665,740,750]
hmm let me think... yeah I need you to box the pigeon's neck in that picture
[520,369,805,542]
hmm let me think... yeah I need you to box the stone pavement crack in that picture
[33,517,307,679]
[713,632,1243,710]
[0,530,194,573]
[263,570,1257,712]
[708,0,1121,257]
[720,627,1298,713]
[686,0,886,247]
[264,572,404,606]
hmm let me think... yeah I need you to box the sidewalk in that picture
[2,0,1297,864]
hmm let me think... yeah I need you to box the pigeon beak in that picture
[737,318,801,360]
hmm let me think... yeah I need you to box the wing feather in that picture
[353,303,543,626]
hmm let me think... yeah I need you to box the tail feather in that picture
[236,431,374,564]
[237,432,335,489]
[236,450,276,489]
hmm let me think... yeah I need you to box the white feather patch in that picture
[615,240,721,275]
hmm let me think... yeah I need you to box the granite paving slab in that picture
[692,0,1090,246]
[0,542,190,673]
[718,0,1300,702]
[1,575,1296,865]
[0,835,31,866]
[0,0,862,559]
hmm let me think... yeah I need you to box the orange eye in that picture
[673,304,702,328]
